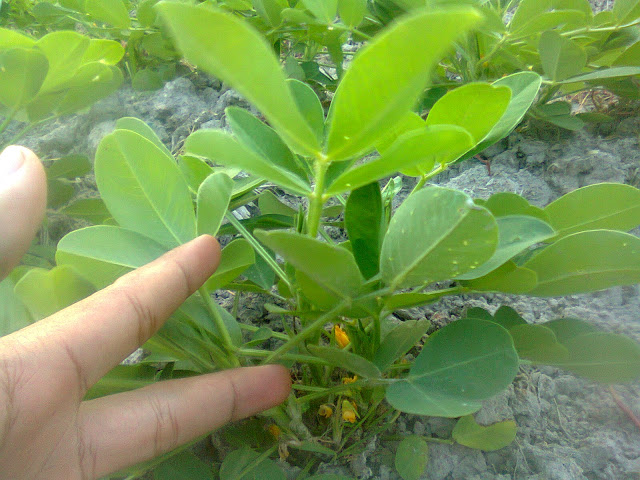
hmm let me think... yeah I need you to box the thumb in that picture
[0,146,47,280]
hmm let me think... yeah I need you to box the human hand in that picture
[0,146,291,479]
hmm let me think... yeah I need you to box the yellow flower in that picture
[342,399,358,424]
[342,375,358,385]
[334,324,350,348]
[268,424,281,439]
[318,404,333,418]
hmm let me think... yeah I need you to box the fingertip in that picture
[0,146,47,278]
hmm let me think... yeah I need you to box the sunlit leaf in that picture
[325,7,481,161]
[381,187,498,289]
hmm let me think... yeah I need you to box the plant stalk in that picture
[198,286,240,367]
[306,156,330,237]
[262,299,349,364]
[224,211,292,291]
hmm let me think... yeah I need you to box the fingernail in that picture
[0,146,26,178]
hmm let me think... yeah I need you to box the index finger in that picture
[10,235,220,395]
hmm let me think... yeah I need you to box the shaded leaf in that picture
[308,345,382,378]
[95,129,196,247]
[452,415,517,451]
[386,319,519,417]
[395,435,429,480]
[522,230,640,296]
[184,130,311,195]
[544,183,640,240]
[373,319,430,371]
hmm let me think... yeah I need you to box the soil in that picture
[2,26,640,480]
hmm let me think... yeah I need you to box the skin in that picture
[0,146,292,479]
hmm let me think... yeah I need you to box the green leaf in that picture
[258,190,297,217]
[60,198,112,224]
[558,66,640,84]
[226,106,309,182]
[184,130,312,196]
[426,83,511,146]
[47,179,75,209]
[47,155,91,180]
[179,295,243,347]
[452,415,517,451]
[86,365,157,400]
[219,447,286,480]
[197,173,234,237]
[552,332,640,383]
[252,0,287,26]
[153,450,214,480]
[156,2,320,155]
[204,239,255,291]
[382,292,440,311]
[132,69,164,91]
[544,183,640,239]
[508,324,569,363]
[84,0,131,28]
[56,226,168,289]
[287,78,325,142]
[381,187,498,289]
[326,125,474,194]
[255,230,363,300]
[386,319,519,417]
[373,319,430,371]
[613,0,640,23]
[307,345,382,378]
[613,41,640,66]
[455,215,555,280]
[491,305,527,330]
[522,230,640,296]
[115,117,173,158]
[0,27,35,49]
[480,192,549,222]
[539,30,587,82]
[14,265,95,320]
[345,182,385,279]
[325,7,481,161]
[179,155,214,193]
[395,435,429,480]
[374,111,425,154]
[35,31,88,93]
[0,277,32,337]
[302,0,338,23]
[0,48,48,110]
[243,252,277,290]
[542,317,598,343]
[463,72,542,160]
[462,261,538,294]
[95,129,196,247]
[339,0,367,27]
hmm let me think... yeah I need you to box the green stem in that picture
[238,323,289,341]
[224,211,292,291]
[296,378,391,404]
[408,163,448,197]
[263,299,349,364]
[198,287,239,367]
[306,157,330,237]
[239,348,332,366]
